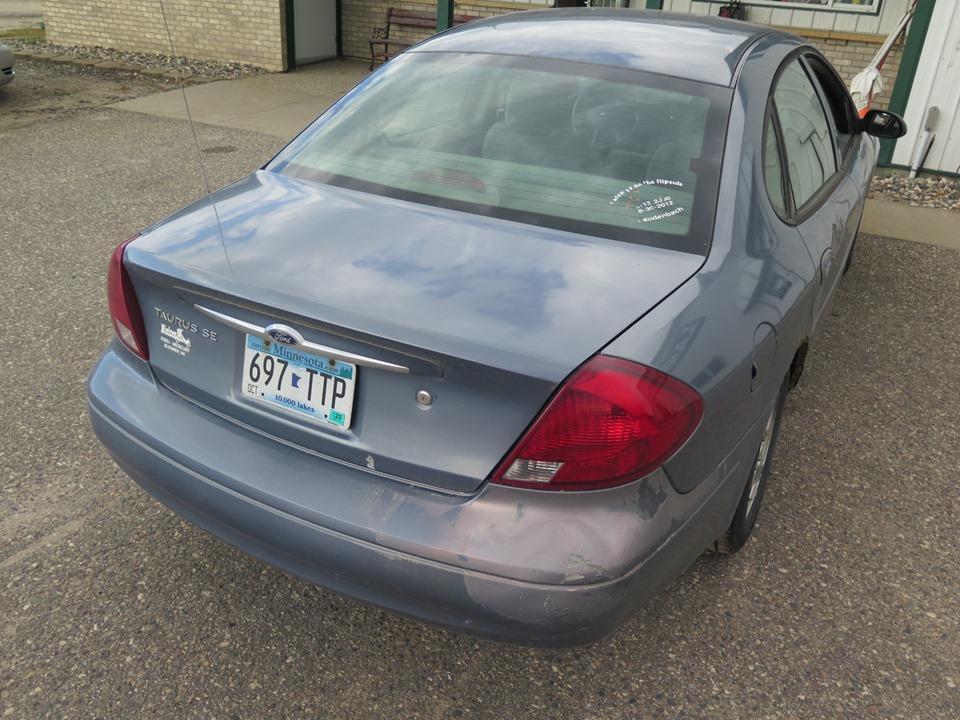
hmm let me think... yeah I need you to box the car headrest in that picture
[503,75,580,131]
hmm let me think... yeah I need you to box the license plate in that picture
[240,335,356,429]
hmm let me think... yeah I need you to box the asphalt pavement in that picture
[1,68,959,719]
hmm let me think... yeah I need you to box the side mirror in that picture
[862,109,907,139]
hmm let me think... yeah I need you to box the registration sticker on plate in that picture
[240,335,356,429]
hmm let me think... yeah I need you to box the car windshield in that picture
[269,52,730,254]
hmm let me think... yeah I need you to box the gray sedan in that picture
[0,42,14,87]
[87,10,906,646]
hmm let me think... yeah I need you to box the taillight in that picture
[107,235,149,360]
[492,356,703,491]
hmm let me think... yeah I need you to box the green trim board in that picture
[284,0,296,71]
[879,0,935,166]
[437,0,455,31]
[336,0,343,57]
[645,0,664,8]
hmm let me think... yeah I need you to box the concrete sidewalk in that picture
[112,59,369,140]
[862,197,959,251]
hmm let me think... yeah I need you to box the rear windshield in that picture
[269,52,730,254]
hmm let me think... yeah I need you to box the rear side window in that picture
[773,60,837,209]
[805,55,859,163]
[269,52,730,254]
[763,113,787,216]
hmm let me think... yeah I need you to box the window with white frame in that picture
[694,0,881,12]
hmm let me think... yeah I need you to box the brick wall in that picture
[801,32,903,110]
[341,0,546,62]
[40,0,903,93]
[341,2,903,110]
[41,0,287,71]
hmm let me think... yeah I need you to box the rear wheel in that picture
[713,376,787,555]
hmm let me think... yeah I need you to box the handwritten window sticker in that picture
[642,207,685,223]
[609,179,687,224]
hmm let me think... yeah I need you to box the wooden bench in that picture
[369,8,480,70]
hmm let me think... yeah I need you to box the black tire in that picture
[712,376,787,555]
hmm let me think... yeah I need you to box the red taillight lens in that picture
[107,235,149,360]
[492,356,703,491]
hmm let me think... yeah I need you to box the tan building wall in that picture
[341,0,542,62]
[39,0,904,99]
[341,2,902,109]
[41,0,288,71]
[806,30,902,110]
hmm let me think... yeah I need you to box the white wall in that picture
[658,0,912,35]
[892,1,960,173]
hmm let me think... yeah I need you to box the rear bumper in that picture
[88,343,753,646]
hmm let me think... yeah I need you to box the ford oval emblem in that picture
[264,323,304,347]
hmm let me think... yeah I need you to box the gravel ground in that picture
[869,174,960,212]
[1,90,959,717]
[0,56,180,132]
[5,37,264,80]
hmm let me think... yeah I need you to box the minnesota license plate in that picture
[240,335,356,429]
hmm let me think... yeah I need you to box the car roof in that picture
[413,9,783,87]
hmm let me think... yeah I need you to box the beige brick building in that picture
[341,1,543,60]
[801,30,901,110]
[342,0,906,109]
[40,0,910,112]
[42,0,288,71]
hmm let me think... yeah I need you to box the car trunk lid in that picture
[125,171,703,494]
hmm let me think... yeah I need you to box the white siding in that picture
[855,12,883,34]
[811,11,835,30]
[832,12,860,32]
[657,0,911,34]
[892,1,960,173]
